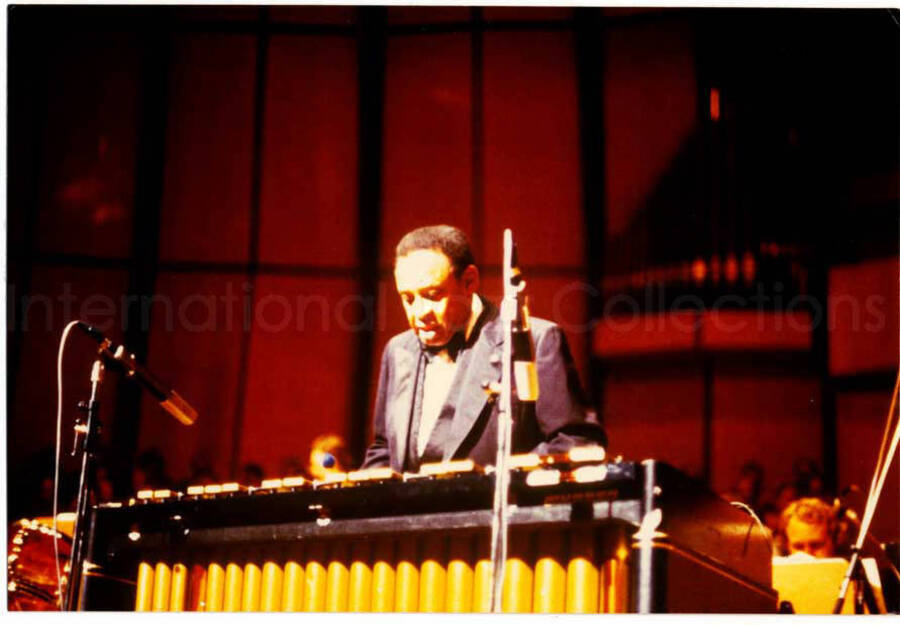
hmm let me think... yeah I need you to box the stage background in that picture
[7,6,899,540]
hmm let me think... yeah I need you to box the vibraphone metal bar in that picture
[78,459,777,612]
[127,525,633,612]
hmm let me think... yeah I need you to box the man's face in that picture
[394,248,478,348]
[785,517,834,558]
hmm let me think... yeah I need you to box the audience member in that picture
[780,497,837,558]
[774,481,801,513]
[279,454,305,478]
[132,448,173,491]
[307,433,351,481]
[241,462,264,487]
[723,461,765,513]
[793,457,827,498]
[177,453,219,490]
[93,463,115,503]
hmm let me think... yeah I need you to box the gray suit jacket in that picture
[361,298,606,471]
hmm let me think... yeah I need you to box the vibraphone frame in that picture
[78,460,777,612]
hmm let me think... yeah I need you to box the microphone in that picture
[76,322,198,426]
[504,231,539,403]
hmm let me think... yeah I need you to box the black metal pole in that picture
[109,12,171,498]
[64,359,104,611]
[574,8,607,411]
[349,6,386,464]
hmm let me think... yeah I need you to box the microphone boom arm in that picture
[78,322,197,426]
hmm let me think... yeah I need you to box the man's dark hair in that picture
[395,225,476,276]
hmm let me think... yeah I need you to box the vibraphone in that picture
[77,454,777,612]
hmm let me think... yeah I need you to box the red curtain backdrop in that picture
[7,8,898,544]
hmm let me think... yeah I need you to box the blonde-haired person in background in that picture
[780,497,838,558]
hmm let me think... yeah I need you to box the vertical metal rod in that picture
[636,460,656,614]
[834,370,900,613]
[488,230,517,612]
[65,359,104,610]
[350,6,386,464]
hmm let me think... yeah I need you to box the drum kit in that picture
[7,514,73,611]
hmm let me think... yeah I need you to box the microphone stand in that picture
[833,369,900,614]
[63,358,104,611]
[488,229,530,612]
[61,324,197,609]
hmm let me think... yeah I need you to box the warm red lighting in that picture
[709,254,722,284]
[742,251,757,284]
[710,87,720,121]
[724,253,739,284]
[692,257,707,284]
[92,202,125,226]
[631,270,646,289]
[667,264,681,283]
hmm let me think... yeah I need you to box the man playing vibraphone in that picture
[361,225,606,473]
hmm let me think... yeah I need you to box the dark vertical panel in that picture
[33,29,138,259]
[9,267,130,466]
[351,7,387,464]
[8,266,131,520]
[7,7,49,417]
[8,14,143,469]
[108,20,171,497]
[575,8,607,408]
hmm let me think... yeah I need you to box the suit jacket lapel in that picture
[443,315,503,461]
[388,335,419,472]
